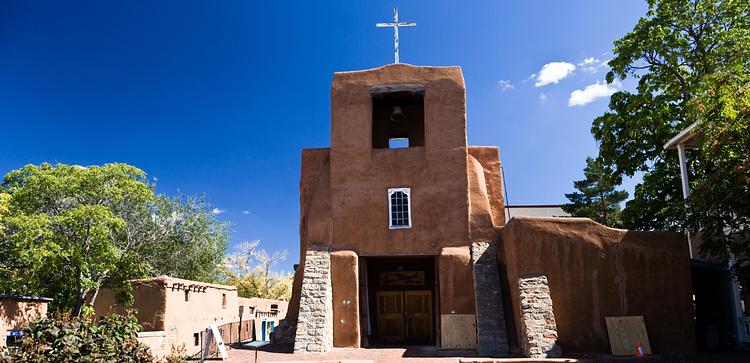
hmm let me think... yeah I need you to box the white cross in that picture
[376,6,416,64]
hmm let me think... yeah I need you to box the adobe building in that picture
[0,294,52,348]
[281,64,696,357]
[94,276,288,357]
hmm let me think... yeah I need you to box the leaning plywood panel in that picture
[440,314,477,349]
[605,316,652,356]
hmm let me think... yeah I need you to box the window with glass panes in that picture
[388,188,411,229]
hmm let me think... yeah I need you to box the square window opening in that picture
[371,85,425,149]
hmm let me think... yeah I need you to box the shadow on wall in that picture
[498,216,695,355]
[0,296,51,347]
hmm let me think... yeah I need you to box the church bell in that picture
[390,105,407,122]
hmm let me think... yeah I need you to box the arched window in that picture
[388,188,412,229]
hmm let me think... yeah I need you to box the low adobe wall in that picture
[499,217,695,354]
[95,280,167,331]
[0,297,49,347]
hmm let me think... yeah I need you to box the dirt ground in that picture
[218,344,750,363]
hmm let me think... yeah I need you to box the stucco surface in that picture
[438,247,475,315]
[329,64,470,256]
[287,65,506,350]
[468,147,505,229]
[331,250,361,347]
[95,276,246,357]
[96,280,167,331]
[288,148,332,324]
[499,217,695,354]
[0,298,48,347]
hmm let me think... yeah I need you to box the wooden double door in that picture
[376,290,433,343]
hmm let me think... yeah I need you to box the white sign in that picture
[202,325,228,360]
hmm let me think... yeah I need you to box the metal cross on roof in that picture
[376,6,416,64]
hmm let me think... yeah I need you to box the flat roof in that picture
[0,294,53,302]
[664,121,702,149]
[506,204,565,209]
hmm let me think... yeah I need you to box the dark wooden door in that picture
[376,291,405,342]
[405,290,432,342]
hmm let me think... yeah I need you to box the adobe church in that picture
[276,62,696,358]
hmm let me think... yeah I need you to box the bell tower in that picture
[289,63,507,355]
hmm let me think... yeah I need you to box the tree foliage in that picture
[685,70,750,267]
[138,194,229,282]
[563,157,629,227]
[0,163,229,314]
[221,240,293,300]
[592,0,749,224]
[592,0,749,266]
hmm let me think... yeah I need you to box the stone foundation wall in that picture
[517,275,561,358]
[293,248,333,353]
[471,242,509,356]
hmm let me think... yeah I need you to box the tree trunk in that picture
[87,287,101,309]
[73,288,89,317]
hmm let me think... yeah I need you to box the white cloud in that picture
[534,62,576,87]
[577,57,610,74]
[496,80,514,91]
[242,210,250,215]
[211,208,225,215]
[568,81,619,107]
[538,93,549,103]
[579,57,598,66]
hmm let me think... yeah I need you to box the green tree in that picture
[137,194,229,282]
[0,163,230,314]
[563,157,629,227]
[684,69,750,267]
[592,0,750,233]
[0,163,153,315]
[221,240,293,300]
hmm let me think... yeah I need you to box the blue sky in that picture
[0,1,648,272]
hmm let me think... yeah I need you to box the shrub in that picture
[2,312,154,362]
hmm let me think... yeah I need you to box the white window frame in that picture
[388,187,412,229]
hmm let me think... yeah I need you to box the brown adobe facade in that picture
[94,276,288,357]
[282,63,695,357]
[0,295,51,348]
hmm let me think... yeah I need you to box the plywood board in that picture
[440,314,477,349]
[605,316,652,356]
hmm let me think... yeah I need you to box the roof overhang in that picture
[664,121,703,150]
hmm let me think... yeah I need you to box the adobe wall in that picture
[330,250,360,347]
[95,280,167,331]
[468,146,505,230]
[287,148,332,324]
[439,246,478,348]
[161,277,241,356]
[0,298,48,347]
[288,65,506,351]
[439,247,475,315]
[94,276,243,357]
[238,297,288,343]
[328,64,470,255]
[499,217,695,354]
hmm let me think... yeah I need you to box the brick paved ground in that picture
[224,344,480,363]
[221,343,750,363]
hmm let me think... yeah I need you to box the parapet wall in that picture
[499,217,695,354]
